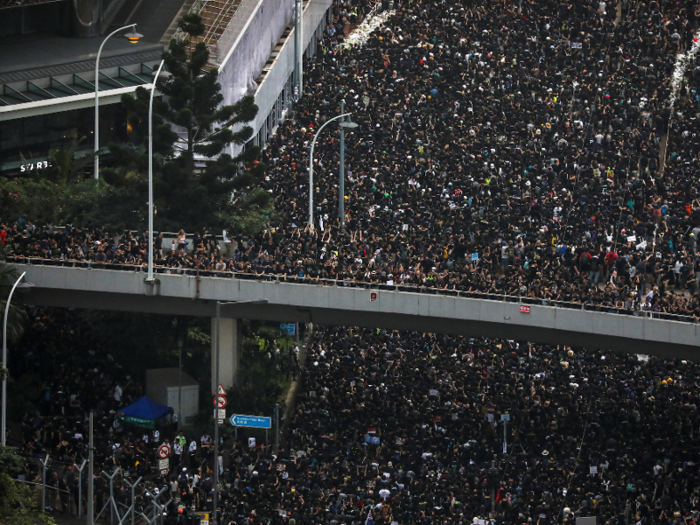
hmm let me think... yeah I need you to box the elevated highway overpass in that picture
[10,262,700,387]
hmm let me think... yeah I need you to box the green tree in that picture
[0,446,54,525]
[0,178,140,231]
[48,137,91,186]
[106,12,272,232]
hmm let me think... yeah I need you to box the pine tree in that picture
[105,12,271,232]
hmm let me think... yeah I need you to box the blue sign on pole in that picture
[229,414,272,429]
[280,323,296,336]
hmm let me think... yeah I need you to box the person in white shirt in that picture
[189,440,197,467]
[169,478,178,497]
[113,384,122,404]
[173,440,183,468]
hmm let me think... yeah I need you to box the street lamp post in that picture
[212,300,267,525]
[338,101,358,230]
[94,24,142,180]
[293,0,302,100]
[213,302,221,525]
[1,271,25,447]
[488,456,500,518]
[177,337,183,432]
[147,59,168,282]
[307,111,358,228]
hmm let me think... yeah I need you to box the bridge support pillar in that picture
[211,317,242,392]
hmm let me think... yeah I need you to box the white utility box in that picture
[146,368,199,426]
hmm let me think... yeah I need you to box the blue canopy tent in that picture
[116,396,173,429]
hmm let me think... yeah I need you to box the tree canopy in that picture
[104,12,272,232]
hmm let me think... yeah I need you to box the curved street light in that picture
[94,24,142,180]
[147,60,171,283]
[307,112,358,228]
[1,271,26,447]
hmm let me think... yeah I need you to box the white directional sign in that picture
[230,414,271,429]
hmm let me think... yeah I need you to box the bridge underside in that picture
[21,287,698,361]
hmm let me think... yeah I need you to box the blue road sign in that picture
[230,414,272,429]
[280,323,296,335]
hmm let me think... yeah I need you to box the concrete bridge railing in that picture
[9,261,700,364]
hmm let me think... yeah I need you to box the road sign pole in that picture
[275,403,280,452]
[88,412,94,525]
[213,301,220,525]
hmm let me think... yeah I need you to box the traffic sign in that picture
[214,395,227,408]
[217,409,226,422]
[280,323,295,335]
[230,414,271,429]
[157,443,171,459]
[216,384,226,395]
[158,458,169,474]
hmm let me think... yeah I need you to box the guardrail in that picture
[9,255,698,326]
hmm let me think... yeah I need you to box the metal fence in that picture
[17,455,87,517]
[15,454,170,524]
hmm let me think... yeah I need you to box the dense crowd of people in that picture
[7,0,700,522]
[9,308,240,519]
[15,311,700,525]
[6,0,700,320]
[195,326,700,525]
[259,0,700,319]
